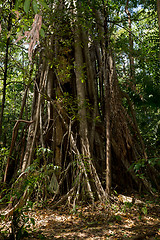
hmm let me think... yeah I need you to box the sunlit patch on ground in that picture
[1,195,160,239]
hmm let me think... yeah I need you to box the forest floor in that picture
[1,193,160,239]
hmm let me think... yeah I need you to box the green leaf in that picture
[30,217,35,225]
[40,28,45,38]
[115,215,122,222]
[32,0,39,14]
[39,0,50,10]
[24,0,31,14]
[0,214,5,220]
[142,206,147,215]
[15,0,22,10]
[127,163,135,171]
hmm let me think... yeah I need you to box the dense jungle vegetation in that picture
[0,0,160,239]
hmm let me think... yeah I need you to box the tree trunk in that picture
[125,0,136,89]
[105,54,112,195]
[0,10,12,141]
[82,30,98,153]
[22,60,48,171]
[2,1,157,217]
[74,27,90,156]
[3,83,31,183]
[157,0,160,59]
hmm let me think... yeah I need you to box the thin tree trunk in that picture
[74,25,90,156]
[105,55,112,195]
[157,0,160,59]
[22,64,48,171]
[82,30,98,152]
[0,11,12,140]
[3,82,31,183]
[101,2,112,195]
[125,0,136,88]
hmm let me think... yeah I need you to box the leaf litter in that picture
[1,194,160,239]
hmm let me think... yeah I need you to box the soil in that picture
[1,194,160,239]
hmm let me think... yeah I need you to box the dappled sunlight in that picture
[1,195,160,239]
[0,0,160,240]
[18,196,160,239]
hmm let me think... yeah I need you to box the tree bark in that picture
[74,25,90,157]
[3,82,31,183]
[125,0,136,89]
[82,31,98,153]
[0,10,12,141]
[157,0,160,59]
[22,62,48,171]
[105,54,112,195]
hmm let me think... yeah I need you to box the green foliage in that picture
[24,0,31,14]
[36,146,53,159]
[0,188,35,239]
[148,157,160,166]
[40,28,45,37]
[138,204,148,220]
[0,148,58,238]
[61,93,79,120]
[15,0,49,13]
[128,157,160,184]
[0,148,9,182]
[0,0,160,224]
[39,0,50,10]
[112,1,160,159]
[122,201,133,213]
[141,205,148,215]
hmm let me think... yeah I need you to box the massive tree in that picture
[1,0,159,217]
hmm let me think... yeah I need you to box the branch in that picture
[0,187,29,219]
[3,119,34,183]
